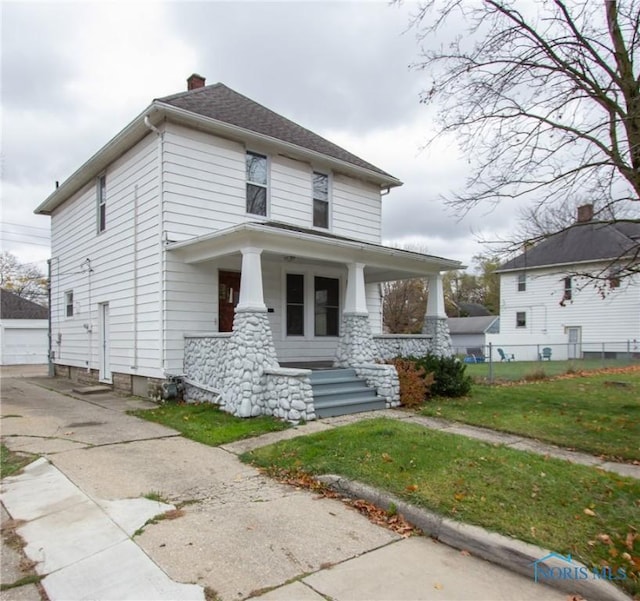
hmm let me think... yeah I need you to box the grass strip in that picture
[0,444,36,479]
[242,418,640,597]
[421,370,640,461]
[129,402,290,446]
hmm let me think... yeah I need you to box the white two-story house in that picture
[35,74,460,420]
[487,205,640,361]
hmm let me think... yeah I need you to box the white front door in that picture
[99,303,111,382]
[567,326,581,359]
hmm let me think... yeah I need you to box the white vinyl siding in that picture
[487,267,640,360]
[50,132,162,377]
[332,174,381,243]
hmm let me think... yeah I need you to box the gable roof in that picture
[498,220,640,272]
[1,289,48,320]
[157,83,393,179]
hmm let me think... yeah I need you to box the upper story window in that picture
[246,152,267,216]
[97,175,107,233]
[516,311,526,328]
[312,172,329,228]
[563,276,572,301]
[65,291,74,317]
[517,273,526,292]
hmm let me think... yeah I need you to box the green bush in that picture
[407,354,472,398]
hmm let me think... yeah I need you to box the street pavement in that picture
[0,371,614,600]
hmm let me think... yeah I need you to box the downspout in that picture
[47,259,54,377]
[144,115,166,375]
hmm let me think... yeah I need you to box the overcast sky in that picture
[1,0,528,273]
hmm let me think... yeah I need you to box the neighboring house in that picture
[0,289,48,365]
[448,316,499,356]
[35,74,461,419]
[486,205,640,361]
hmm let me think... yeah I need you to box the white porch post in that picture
[345,263,368,314]
[237,246,267,312]
[335,262,379,366]
[222,246,278,418]
[426,273,447,318]
[423,273,454,356]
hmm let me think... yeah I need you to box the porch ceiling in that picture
[168,222,463,280]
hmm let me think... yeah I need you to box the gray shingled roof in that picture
[156,83,395,179]
[1,289,48,320]
[498,220,640,271]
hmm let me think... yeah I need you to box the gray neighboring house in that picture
[0,289,49,365]
[448,316,499,356]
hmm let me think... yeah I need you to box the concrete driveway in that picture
[0,375,567,601]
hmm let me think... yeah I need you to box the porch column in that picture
[237,247,267,312]
[335,262,379,366]
[223,246,278,418]
[423,273,454,356]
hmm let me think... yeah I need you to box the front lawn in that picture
[129,403,290,446]
[243,418,640,597]
[421,369,640,462]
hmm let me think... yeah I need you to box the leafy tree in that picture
[409,0,640,276]
[382,278,428,333]
[0,251,48,305]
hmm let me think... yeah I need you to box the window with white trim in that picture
[563,276,572,301]
[517,273,526,292]
[97,175,107,233]
[246,152,267,216]
[312,172,329,228]
[65,291,74,317]
[516,311,526,328]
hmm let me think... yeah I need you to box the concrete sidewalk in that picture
[0,376,618,600]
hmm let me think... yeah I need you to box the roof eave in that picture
[168,222,461,273]
[496,255,634,274]
[156,102,403,189]
[34,104,160,215]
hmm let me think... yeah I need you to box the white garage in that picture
[0,290,49,365]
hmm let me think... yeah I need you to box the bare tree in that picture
[0,251,48,305]
[409,0,639,269]
[382,279,428,333]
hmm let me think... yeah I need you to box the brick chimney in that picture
[576,204,594,223]
[187,73,206,91]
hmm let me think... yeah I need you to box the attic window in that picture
[246,152,267,216]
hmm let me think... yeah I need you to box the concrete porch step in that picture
[71,385,113,395]
[310,368,385,418]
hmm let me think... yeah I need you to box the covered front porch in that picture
[169,222,461,420]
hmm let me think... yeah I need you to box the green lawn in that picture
[129,402,290,446]
[464,358,638,382]
[421,370,640,461]
[243,418,640,597]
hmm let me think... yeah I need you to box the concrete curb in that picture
[317,475,632,601]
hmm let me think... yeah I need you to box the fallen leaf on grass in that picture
[381,453,393,463]
[406,484,419,492]
[625,531,636,551]
[596,533,612,544]
[583,508,596,516]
